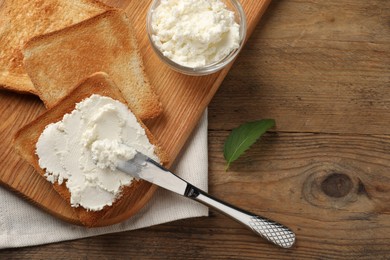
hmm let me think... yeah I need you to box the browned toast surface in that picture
[0,0,110,94]
[23,10,162,120]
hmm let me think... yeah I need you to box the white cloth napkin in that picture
[0,111,208,249]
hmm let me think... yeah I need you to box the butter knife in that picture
[117,152,296,248]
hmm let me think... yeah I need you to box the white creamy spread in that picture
[151,0,240,68]
[36,94,158,211]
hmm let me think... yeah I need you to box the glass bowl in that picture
[146,0,247,76]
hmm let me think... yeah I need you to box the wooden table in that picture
[1,0,389,258]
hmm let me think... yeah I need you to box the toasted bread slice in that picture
[14,72,168,227]
[0,0,111,94]
[23,9,161,120]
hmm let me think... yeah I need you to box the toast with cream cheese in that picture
[14,72,168,227]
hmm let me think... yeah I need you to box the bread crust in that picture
[13,72,168,227]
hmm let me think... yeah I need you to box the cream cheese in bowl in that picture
[36,94,158,211]
[147,0,246,75]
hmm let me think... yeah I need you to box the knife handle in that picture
[185,184,295,248]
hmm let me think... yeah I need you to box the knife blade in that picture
[117,151,296,249]
[117,152,188,196]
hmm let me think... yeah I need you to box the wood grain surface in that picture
[1,0,390,259]
[0,0,270,226]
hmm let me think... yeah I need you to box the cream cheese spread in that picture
[151,0,240,68]
[36,94,158,211]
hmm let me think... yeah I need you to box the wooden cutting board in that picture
[0,0,270,226]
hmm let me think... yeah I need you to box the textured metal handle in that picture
[248,216,295,248]
[185,185,296,248]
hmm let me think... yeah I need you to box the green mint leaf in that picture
[223,119,275,171]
